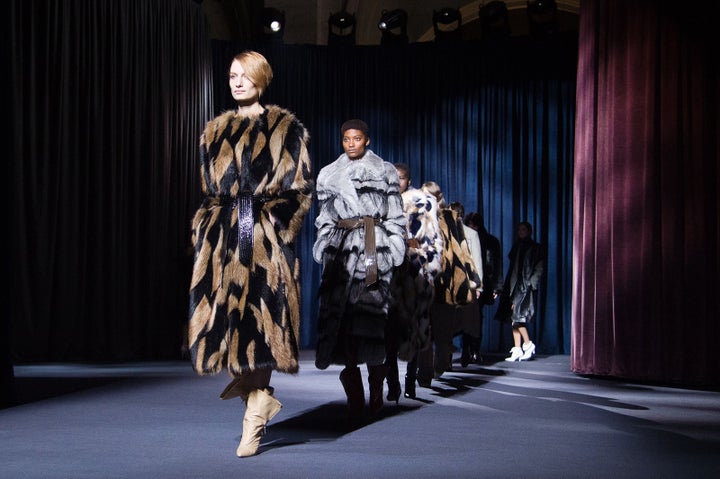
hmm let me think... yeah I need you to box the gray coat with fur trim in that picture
[188,105,313,377]
[313,150,406,369]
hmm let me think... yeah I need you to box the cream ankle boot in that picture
[236,387,282,458]
[505,346,523,362]
[520,341,536,361]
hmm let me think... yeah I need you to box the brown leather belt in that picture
[337,216,379,287]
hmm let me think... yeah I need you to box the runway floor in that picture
[2,351,719,478]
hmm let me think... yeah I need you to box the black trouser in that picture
[461,300,484,361]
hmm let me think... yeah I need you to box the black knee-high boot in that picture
[368,364,389,416]
[404,355,418,399]
[339,366,365,418]
[385,358,401,403]
[461,333,472,367]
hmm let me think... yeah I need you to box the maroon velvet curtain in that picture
[572,0,719,387]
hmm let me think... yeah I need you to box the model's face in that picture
[395,168,410,193]
[517,224,531,239]
[228,60,260,103]
[342,129,369,160]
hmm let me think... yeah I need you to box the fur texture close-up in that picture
[435,208,481,306]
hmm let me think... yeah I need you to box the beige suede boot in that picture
[236,387,282,458]
[220,377,251,402]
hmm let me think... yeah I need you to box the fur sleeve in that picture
[263,107,314,244]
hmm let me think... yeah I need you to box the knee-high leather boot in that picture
[385,358,401,403]
[367,364,389,416]
[339,366,365,418]
[236,387,282,458]
[461,333,472,367]
[404,355,418,399]
[416,345,434,387]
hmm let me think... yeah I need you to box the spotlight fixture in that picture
[328,10,356,46]
[527,0,558,37]
[433,7,462,43]
[378,8,408,45]
[479,1,510,42]
[261,7,285,42]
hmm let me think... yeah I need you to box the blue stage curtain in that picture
[216,39,578,355]
[9,0,576,363]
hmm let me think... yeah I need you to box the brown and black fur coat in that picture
[188,105,313,377]
[435,208,482,305]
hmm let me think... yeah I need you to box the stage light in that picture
[479,1,510,42]
[378,9,408,45]
[328,10,356,46]
[433,7,462,43]
[261,7,285,42]
[527,0,558,37]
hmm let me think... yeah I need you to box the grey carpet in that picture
[2,352,719,479]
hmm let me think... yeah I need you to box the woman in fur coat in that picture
[417,181,481,384]
[313,119,406,418]
[187,51,313,457]
[385,164,444,400]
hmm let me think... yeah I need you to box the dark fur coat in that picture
[188,106,313,377]
[495,237,545,325]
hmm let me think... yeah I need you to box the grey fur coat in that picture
[313,150,406,369]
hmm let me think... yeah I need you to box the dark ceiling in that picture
[198,0,580,45]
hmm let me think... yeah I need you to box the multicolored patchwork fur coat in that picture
[313,150,407,369]
[390,188,444,360]
[188,106,313,377]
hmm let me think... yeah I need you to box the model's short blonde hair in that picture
[230,50,273,96]
[422,181,446,208]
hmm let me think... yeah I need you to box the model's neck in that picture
[237,103,264,116]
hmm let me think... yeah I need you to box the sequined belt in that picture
[215,193,271,267]
[337,216,380,287]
